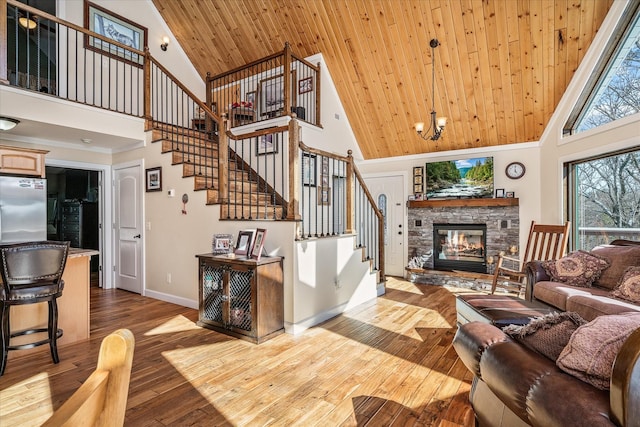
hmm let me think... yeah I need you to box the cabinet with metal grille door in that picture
[196,254,284,343]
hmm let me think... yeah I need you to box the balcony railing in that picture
[206,42,320,128]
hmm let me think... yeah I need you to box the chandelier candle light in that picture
[415,39,447,141]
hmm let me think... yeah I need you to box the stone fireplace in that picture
[407,199,519,274]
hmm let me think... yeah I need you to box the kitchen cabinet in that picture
[0,145,48,178]
[196,254,284,344]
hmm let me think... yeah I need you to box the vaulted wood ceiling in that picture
[152,0,613,160]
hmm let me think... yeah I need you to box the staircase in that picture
[151,124,286,220]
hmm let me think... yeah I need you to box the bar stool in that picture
[0,241,70,376]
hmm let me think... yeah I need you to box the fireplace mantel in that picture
[407,198,519,208]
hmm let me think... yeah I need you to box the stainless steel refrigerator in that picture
[0,176,47,244]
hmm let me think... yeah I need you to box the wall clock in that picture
[505,162,526,179]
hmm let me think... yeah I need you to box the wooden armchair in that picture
[42,329,135,427]
[491,221,570,295]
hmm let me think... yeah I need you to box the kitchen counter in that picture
[7,247,98,360]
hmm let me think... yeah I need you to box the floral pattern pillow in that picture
[542,250,610,288]
[610,266,640,303]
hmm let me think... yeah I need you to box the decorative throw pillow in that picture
[503,312,587,361]
[610,266,640,303]
[541,250,610,288]
[556,312,640,390]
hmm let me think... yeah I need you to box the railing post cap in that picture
[347,150,353,157]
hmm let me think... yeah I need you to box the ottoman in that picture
[456,294,557,327]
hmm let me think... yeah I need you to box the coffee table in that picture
[456,294,557,327]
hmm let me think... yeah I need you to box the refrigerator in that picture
[0,176,47,244]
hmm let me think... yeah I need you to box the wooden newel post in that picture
[287,118,301,222]
[218,116,229,205]
[346,150,355,234]
[143,48,152,126]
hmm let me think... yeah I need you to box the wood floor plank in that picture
[0,277,476,426]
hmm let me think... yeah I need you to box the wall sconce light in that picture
[160,36,170,51]
[415,39,447,141]
[19,14,38,30]
[0,117,20,131]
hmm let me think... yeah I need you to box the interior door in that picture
[364,175,405,276]
[113,164,143,293]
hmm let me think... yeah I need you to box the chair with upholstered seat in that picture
[0,240,70,376]
[491,221,570,295]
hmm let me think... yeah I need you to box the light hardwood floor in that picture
[0,277,477,426]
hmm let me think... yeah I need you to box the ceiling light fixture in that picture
[160,36,170,51]
[415,39,447,141]
[0,117,20,131]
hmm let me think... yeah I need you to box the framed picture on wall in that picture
[84,1,147,66]
[256,133,279,155]
[302,153,316,186]
[145,167,162,192]
[299,77,313,94]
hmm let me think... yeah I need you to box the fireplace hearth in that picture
[433,224,487,273]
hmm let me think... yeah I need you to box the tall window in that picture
[566,149,640,250]
[564,2,640,134]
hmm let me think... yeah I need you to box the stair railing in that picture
[219,122,289,220]
[296,138,385,280]
[147,56,221,193]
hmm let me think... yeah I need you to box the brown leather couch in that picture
[452,240,640,426]
[453,322,640,427]
[525,240,640,320]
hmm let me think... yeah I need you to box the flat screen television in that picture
[425,157,494,199]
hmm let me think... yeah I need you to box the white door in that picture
[364,175,405,276]
[113,164,143,293]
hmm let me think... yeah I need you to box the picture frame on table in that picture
[212,234,234,255]
[234,230,254,256]
[303,153,316,187]
[145,167,162,192]
[495,188,505,198]
[250,228,267,260]
[84,1,147,66]
[256,133,279,155]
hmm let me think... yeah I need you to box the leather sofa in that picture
[525,240,640,320]
[453,321,640,427]
[452,240,640,426]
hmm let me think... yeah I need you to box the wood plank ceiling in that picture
[152,0,613,160]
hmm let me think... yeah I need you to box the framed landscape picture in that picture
[84,1,147,66]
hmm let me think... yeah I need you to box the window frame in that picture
[563,1,640,136]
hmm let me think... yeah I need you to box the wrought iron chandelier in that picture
[415,39,447,141]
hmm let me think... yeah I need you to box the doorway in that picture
[45,165,102,287]
[364,174,406,276]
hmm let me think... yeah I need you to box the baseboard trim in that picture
[145,289,198,310]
